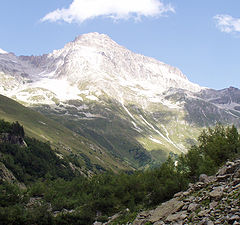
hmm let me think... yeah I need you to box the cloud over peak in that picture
[214,14,240,34]
[41,0,175,24]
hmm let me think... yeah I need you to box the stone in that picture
[132,219,148,225]
[93,222,102,225]
[209,201,218,209]
[185,196,195,202]
[148,198,184,223]
[226,161,235,167]
[188,203,199,212]
[174,192,183,198]
[198,210,210,217]
[234,168,240,178]
[165,211,188,222]
[217,166,228,176]
[132,159,240,225]
[233,222,240,225]
[231,178,240,186]
[153,222,165,225]
[199,174,210,183]
[228,215,240,223]
[165,214,179,222]
[217,174,231,181]
[206,220,214,225]
[209,187,223,199]
[182,191,190,196]
[172,221,184,225]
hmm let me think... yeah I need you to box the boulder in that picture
[209,187,223,199]
[199,174,210,183]
[148,198,184,223]
[188,203,199,212]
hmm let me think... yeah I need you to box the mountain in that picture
[0,94,131,173]
[0,32,239,168]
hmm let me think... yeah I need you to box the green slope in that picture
[0,94,131,173]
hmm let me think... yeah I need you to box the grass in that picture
[0,94,131,173]
[33,94,205,169]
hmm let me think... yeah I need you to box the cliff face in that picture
[0,133,27,146]
[132,158,240,225]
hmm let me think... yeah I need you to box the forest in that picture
[0,119,239,225]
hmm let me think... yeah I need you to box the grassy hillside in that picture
[0,94,131,173]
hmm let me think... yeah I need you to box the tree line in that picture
[0,120,239,224]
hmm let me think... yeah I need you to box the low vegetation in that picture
[0,120,239,224]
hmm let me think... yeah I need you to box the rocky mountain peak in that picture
[44,32,202,94]
[63,32,120,53]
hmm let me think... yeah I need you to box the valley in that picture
[0,33,239,169]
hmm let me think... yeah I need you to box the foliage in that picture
[0,122,239,224]
[177,124,240,181]
[0,120,24,137]
[0,120,75,184]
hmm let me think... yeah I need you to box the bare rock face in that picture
[0,162,17,183]
[0,133,27,147]
[0,162,26,189]
[132,158,240,225]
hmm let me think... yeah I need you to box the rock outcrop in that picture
[132,158,240,225]
[0,133,27,147]
[0,162,18,183]
[0,162,26,189]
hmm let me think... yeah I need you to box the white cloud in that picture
[214,14,240,33]
[41,0,175,23]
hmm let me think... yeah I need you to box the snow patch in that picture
[86,95,99,101]
[39,121,46,125]
[149,137,162,144]
[32,78,81,101]
[140,115,185,152]
[0,48,8,54]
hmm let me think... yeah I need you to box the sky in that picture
[0,0,239,90]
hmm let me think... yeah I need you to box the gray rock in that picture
[132,219,148,225]
[217,166,228,176]
[165,213,180,222]
[233,221,240,225]
[198,210,210,217]
[172,221,184,225]
[228,215,240,222]
[133,159,240,225]
[188,203,199,212]
[217,174,231,181]
[148,198,184,223]
[153,222,165,225]
[209,187,223,199]
[174,192,183,198]
[199,174,210,183]
[206,220,214,225]
[234,168,240,178]
[166,211,188,222]
[93,222,102,225]
[209,201,218,209]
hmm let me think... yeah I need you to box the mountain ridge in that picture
[0,32,240,168]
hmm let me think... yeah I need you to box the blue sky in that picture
[0,0,239,90]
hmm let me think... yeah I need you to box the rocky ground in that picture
[132,158,240,225]
[95,158,240,225]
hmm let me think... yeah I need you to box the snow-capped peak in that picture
[0,32,202,105]
[0,48,8,54]
[47,32,202,93]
